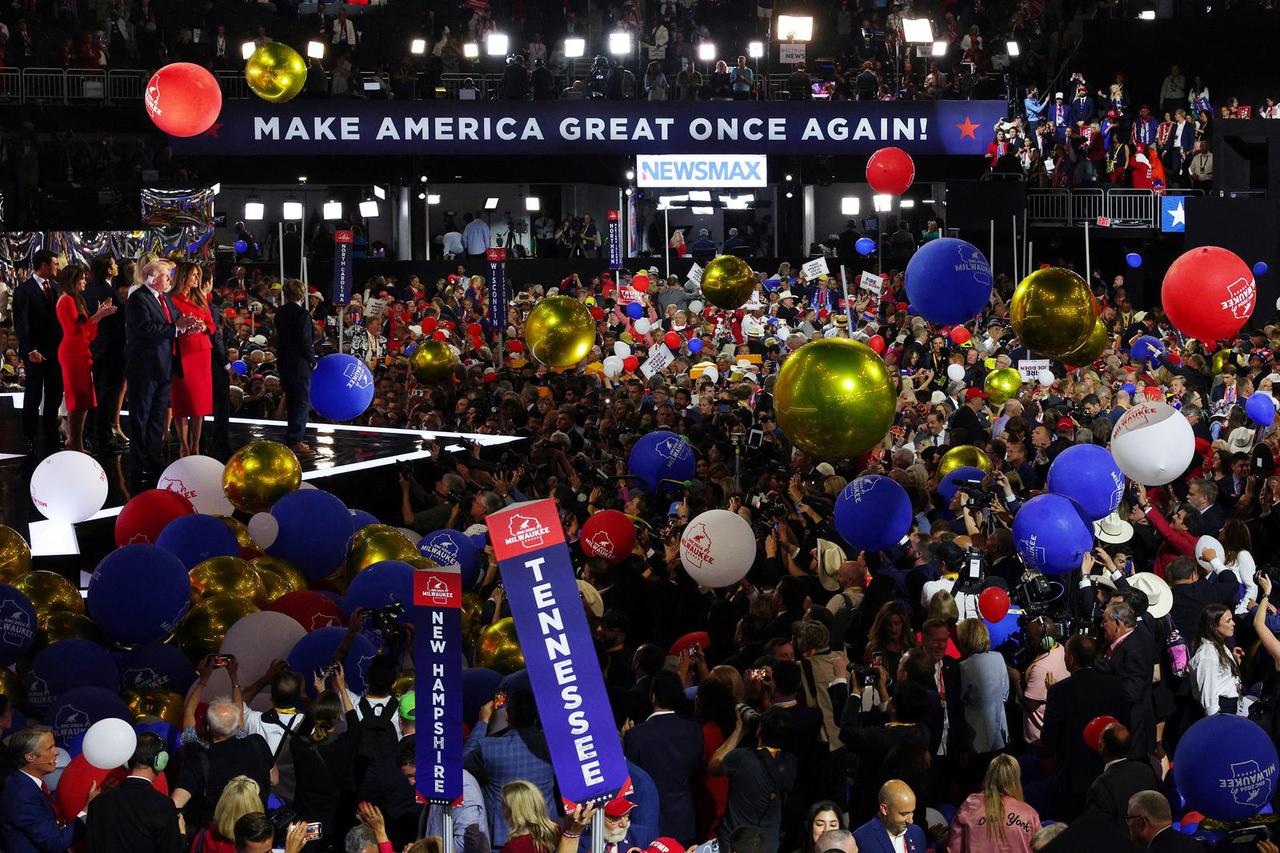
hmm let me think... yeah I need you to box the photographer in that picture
[708,707,797,853]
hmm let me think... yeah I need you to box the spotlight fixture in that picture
[410,38,426,55]
[307,41,325,59]
[323,201,343,220]
[463,42,479,59]
[486,32,509,56]
[902,18,934,43]
[564,37,586,58]
[244,201,265,221]
[283,201,303,221]
[747,41,764,58]
[608,31,632,55]
[484,197,499,210]
[525,197,541,211]
[841,197,860,215]
[359,200,379,217]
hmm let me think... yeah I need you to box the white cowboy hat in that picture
[816,538,847,593]
[1227,426,1255,455]
[1128,572,1173,619]
[1195,535,1224,572]
[1093,512,1134,545]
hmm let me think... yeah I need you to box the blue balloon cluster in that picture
[628,430,696,494]
[904,238,994,325]
[0,584,37,666]
[855,236,876,256]
[27,640,119,715]
[1012,494,1093,575]
[418,529,481,588]
[287,626,378,696]
[311,354,376,421]
[88,545,192,646]
[1130,335,1165,362]
[157,514,240,569]
[1046,445,1126,521]
[46,685,130,755]
[1174,715,1278,820]
[268,489,353,580]
[119,642,198,695]
[344,560,414,622]
[834,475,913,552]
[1125,252,1143,268]
[1246,393,1276,427]
[939,466,986,503]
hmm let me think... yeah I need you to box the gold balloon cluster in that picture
[411,339,459,385]
[14,570,83,628]
[250,555,307,603]
[190,557,266,605]
[42,612,107,645]
[246,43,307,103]
[525,296,596,368]
[774,338,896,460]
[346,524,420,579]
[0,524,31,583]
[474,618,525,674]
[1060,317,1111,366]
[701,255,756,310]
[984,367,1023,406]
[1011,267,1097,358]
[0,667,25,709]
[176,595,259,660]
[222,440,302,514]
[938,445,991,477]
[219,516,256,549]
[124,688,185,728]
[461,591,484,648]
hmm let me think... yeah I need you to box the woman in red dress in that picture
[170,262,215,457]
[55,263,115,452]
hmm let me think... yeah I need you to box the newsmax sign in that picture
[637,154,767,187]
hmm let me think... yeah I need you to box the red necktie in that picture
[40,780,65,826]
[158,294,173,322]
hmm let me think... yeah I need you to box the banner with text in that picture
[607,210,622,270]
[485,500,628,805]
[171,101,1007,156]
[413,566,464,805]
[486,248,508,330]
[333,229,353,305]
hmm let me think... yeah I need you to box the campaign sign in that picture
[485,500,628,805]
[486,248,508,329]
[414,566,464,805]
[333,229,353,305]
[607,210,623,270]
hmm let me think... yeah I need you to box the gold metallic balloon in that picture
[983,367,1023,406]
[175,594,258,660]
[257,569,293,604]
[461,591,484,647]
[0,667,25,709]
[40,612,108,646]
[1011,267,1096,357]
[700,255,756,310]
[190,556,265,603]
[123,688,185,728]
[346,524,420,579]
[218,516,255,549]
[0,525,31,584]
[14,570,84,628]
[938,445,992,477]
[1212,348,1236,375]
[248,555,308,593]
[1060,317,1111,367]
[774,338,896,460]
[474,617,525,675]
[410,338,459,385]
[525,296,597,368]
[392,672,415,697]
[245,43,307,104]
[222,440,302,514]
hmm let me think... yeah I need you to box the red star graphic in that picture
[202,122,223,139]
[955,116,979,139]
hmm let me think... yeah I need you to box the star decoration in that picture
[955,116,979,139]
[1169,201,1186,227]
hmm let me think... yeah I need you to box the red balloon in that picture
[580,509,638,565]
[432,330,448,341]
[1083,714,1120,752]
[664,331,682,350]
[467,322,483,336]
[977,586,1010,623]
[506,339,525,352]
[623,355,639,373]
[632,273,650,293]
[421,317,438,334]
[145,63,222,137]
[1162,246,1255,342]
[115,489,194,547]
[57,755,127,822]
[267,591,345,632]
[669,630,710,658]
[950,327,972,345]
[590,306,606,321]
[866,147,915,195]
[867,334,886,354]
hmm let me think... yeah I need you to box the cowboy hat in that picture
[1093,511,1133,544]
[1128,572,1173,619]
[817,538,848,592]
[1227,426,1255,455]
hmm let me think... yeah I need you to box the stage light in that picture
[903,18,933,43]
[1138,9,1156,18]
[698,42,716,62]
[776,15,814,41]
[307,41,325,59]
[784,173,794,182]
[241,41,256,60]
[323,201,343,220]
[841,197,860,215]
[525,197,541,211]
[748,41,764,58]
[298,176,308,184]
[899,199,916,208]
[785,192,794,199]
[410,38,426,55]
[608,31,632,55]
[484,197,499,210]
[463,42,479,59]
[283,202,303,221]
[372,186,386,200]
[428,194,441,204]
[244,201,265,221]
[417,192,426,201]
[689,190,712,202]
[1006,40,1020,56]
[486,32,509,56]
[359,200,379,217]
[932,40,948,56]
[873,194,893,212]
[692,206,714,215]
[625,169,635,180]
[625,188,633,196]
[565,37,586,58]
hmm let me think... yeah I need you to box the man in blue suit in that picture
[622,670,704,844]
[0,725,98,852]
[851,780,926,853]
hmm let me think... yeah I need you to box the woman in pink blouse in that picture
[947,755,1042,853]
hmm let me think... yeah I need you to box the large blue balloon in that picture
[904,238,993,325]
[1012,494,1093,575]
[1125,252,1142,268]
[311,354,376,422]
[834,475,912,552]
[46,685,130,755]
[344,560,414,621]
[1175,715,1278,821]
[87,545,191,647]
[1247,393,1276,427]
[461,668,503,726]
[626,301,644,319]
[939,466,986,503]
[234,239,249,254]
[156,514,239,569]
[1046,445,1126,521]
[418,529,481,588]
[350,509,379,532]
[287,627,378,696]
[855,236,876,256]
[27,639,119,716]
[0,583,37,666]
[1130,335,1165,362]
[987,606,1022,649]
[268,489,353,580]
[628,430,696,494]
[119,642,198,694]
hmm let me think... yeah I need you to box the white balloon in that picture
[1110,401,1195,486]
[248,512,280,549]
[1195,535,1224,572]
[613,341,632,358]
[689,300,705,314]
[1037,369,1055,387]
[45,747,71,791]
[946,364,966,382]
[30,450,107,523]
[206,610,308,709]
[701,366,720,384]
[634,318,652,335]
[298,481,318,490]
[158,455,233,515]
[397,527,423,545]
[603,355,624,378]
[82,718,137,770]
[680,509,757,588]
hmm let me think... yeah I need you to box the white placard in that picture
[640,345,676,379]
[636,154,768,188]
[364,297,387,316]
[802,257,830,280]
[780,43,806,64]
[686,262,703,285]
[1018,359,1051,382]
[859,270,884,296]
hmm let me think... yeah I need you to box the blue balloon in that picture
[0,583,37,666]
[231,360,248,375]
[418,530,481,589]
[855,237,877,256]
[344,560,414,621]
[1175,715,1278,820]
[939,466,986,503]
[350,509,379,532]
[135,720,182,756]
[1012,494,1093,575]
[1130,335,1165,362]
[287,627,378,696]
[1046,445,1126,521]
[688,337,703,354]
[987,606,1023,649]
[498,669,531,693]
[268,490,353,580]
[904,238,994,325]
[311,354,375,421]
[1120,383,1136,396]
[1247,393,1276,427]
[1255,261,1269,277]
[87,545,191,646]
[627,430,696,494]
[26,640,119,714]
[156,514,239,569]
[234,239,249,254]
[45,686,130,755]
[119,642,197,695]
[834,475,913,552]
[1125,252,1142,268]
[626,301,644,319]
[462,668,503,726]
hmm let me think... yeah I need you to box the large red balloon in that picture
[669,630,710,657]
[1083,714,1120,752]
[57,755,126,822]
[1162,246,1255,342]
[267,590,345,632]
[145,62,222,137]
[867,334,886,354]
[950,327,972,345]
[580,509,637,565]
[115,489,194,547]
[632,273,650,293]
[977,586,1010,623]
[664,331,683,350]
[866,147,915,196]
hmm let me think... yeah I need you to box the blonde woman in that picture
[498,781,593,853]
[189,775,264,852]
[957,618,1009,755]
[947,754,1041,852]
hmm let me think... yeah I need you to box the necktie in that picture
[40,781,65,826]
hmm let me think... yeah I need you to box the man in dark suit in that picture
[1186,478,1226,538]
[1084,724,1160,828]
[275,278,316,456]
[622,670,704,843]
[1097,602,1159,760]
[851,780,927,853]
[13,250,63,451]
[948,388,990,447]
[86,255,127,450]
[85,732,182,853]
[1040,635,1129,820]
[1126,790,1205,852]
[0,725,96,852]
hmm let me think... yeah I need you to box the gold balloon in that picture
[245,43,307,103]
[701,255,756,310]
[0,667,25,709]
[474,617,525,675]
[222,440,302,514]
[14,570,84,628]
[176,594,258,660]
[1011,267,1096,357]
[257,569,293,604]
[461,591,484,647]
[983,368,1023,406]
[524,296,596,368]
[392,671,415,697]
[249,556,308,593]
[1212,348,1236,375]
[774,338,896,460]
[1060,317,1111,367]
[40,612,108,646]
[190,556,264,603]
[0,525,31,584]
[123,688,185,728]
[218,516,255,549]
[346,524,420,579]
[411,338,459,385]
[938,445,992,478]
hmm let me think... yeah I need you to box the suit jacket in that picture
[84,279,125,361]
[851,817,926,853]
[0,770,81,853]
[1040,667,1130,796]
[1149,825,1208,852]
[124,286,181,379]
[85,776,183,853]
[939,655,968,756]
[1084,758,1160,827]
[1097,629,1159,757]
[1196,502,1227,537]
[623,712,705,842]
[275,301,315,373]
[14,275,62,360]
[948,405,987,448]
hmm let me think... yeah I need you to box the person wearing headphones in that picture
[85,732,183,853]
